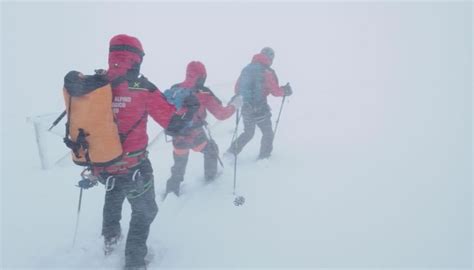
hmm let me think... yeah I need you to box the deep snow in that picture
[1,2,472,269]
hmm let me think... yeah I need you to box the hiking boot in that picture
[257,153,271,160]
[104,234,122,256]
[205,169,223,183]
[165,178,181,197]
[205,175,215,182]
[123,265,147,270]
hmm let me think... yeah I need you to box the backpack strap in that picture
[138,75,158,92]
[64,95,72,144]
[128,75,159,92]
[199,86,222,105]
[119,111,147,144]
[109,75,155,144]
[118,75,158,143]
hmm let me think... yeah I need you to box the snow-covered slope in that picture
[2,2,472,269]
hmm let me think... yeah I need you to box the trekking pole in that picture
[273,95,287,139]
[72,187,83,247]
[71,169,97,247]
[231,110,241,195]
[230,110,245,206]
[233,149,238,196]
[230,110,241,148]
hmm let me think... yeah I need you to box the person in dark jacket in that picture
[227,47,292,159]
[164,61,242,197]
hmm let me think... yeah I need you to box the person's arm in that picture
[200,88,236,120]
[264,69,285,97]
[146,90,177,128]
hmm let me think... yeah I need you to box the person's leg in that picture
[124,159,158,268]
[228,115,256,155]
[201,140,218,181]
[102,176,126,252]
[257,115,274,159]
[166,149,189,196]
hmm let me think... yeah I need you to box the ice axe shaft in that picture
[48,110,66,131]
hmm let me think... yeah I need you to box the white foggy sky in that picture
[2,2,471,140]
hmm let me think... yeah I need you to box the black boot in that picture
[257,153,271,160]
[165,178,181,197]
[165,152,188,197]
[123,265,147,270]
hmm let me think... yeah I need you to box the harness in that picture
[92,149,148,175]
[99,157,153,198]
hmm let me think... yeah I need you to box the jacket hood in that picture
[108,34,144,81]
[251,53,272,67]
[180,61,207,88]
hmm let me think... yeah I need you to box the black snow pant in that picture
[229,104,274,159]
[101,158,158,268]
[168,134,219,189]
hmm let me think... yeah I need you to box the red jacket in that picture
[111,77,176,153]
[195,89,235,121]
[106,34,177,154]
[171,61,235,149]
[178,61,235,124]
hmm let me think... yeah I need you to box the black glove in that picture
[282,82,293,96]
[77,178,97,189]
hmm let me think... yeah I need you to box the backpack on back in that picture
[163,85,202,136]
[62,71,123,167]
[163,85,194,110]
[236,62,265,106]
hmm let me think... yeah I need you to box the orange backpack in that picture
[62,71,123,167]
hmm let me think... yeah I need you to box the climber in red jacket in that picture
[164,61,243,197]
[93,34,190,270]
